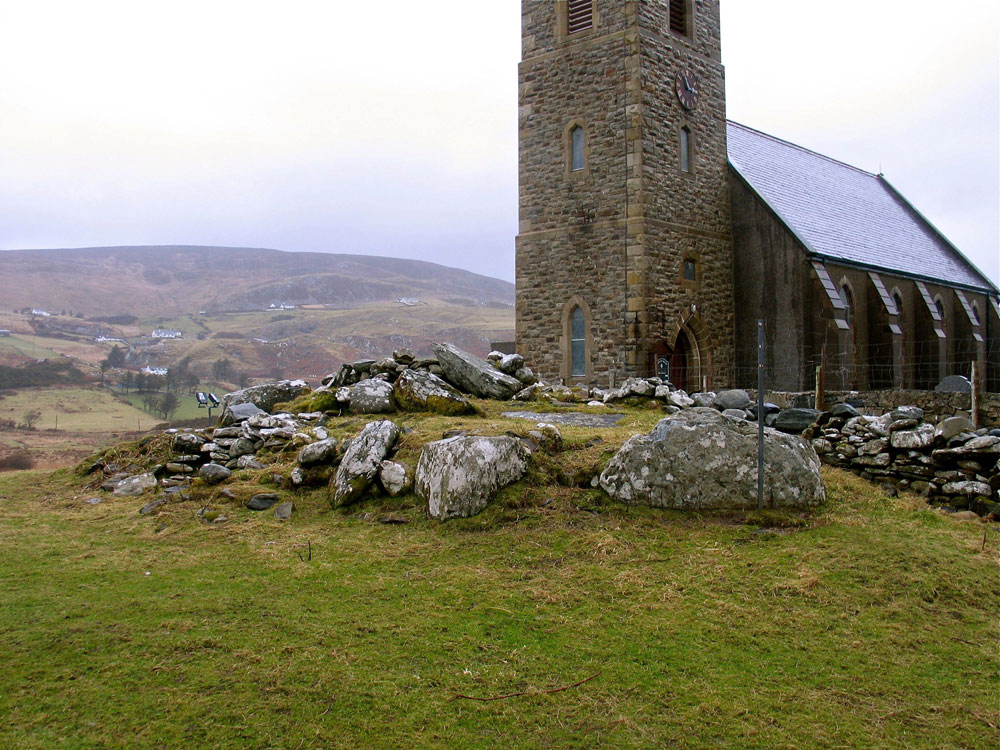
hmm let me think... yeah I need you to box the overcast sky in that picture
[1,0,997,285]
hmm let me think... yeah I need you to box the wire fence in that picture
[708,335,999,394]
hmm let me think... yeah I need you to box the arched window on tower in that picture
[571,306,587,377]
[571,126,585,172]
[680,126,692,172]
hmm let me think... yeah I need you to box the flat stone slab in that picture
[502,411,625,428]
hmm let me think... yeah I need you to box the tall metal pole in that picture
[757,319,765,510]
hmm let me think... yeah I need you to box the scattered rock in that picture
[113,473,158,497]
[330,420,401,508]
[417,435,529,520]
[297,438,339,467]
[713,389,752,412]
[935,375,972,394]
[773,408,822,434]
[349,379,396,414]
[246,493,279,511]
[221,380,310,418]
[599,408,825,510]
[199,463,232,485]
[139,496,168,515]
[393,369,475,415]
[433,343,522,400]
[379,460,414,497]
[273,501,295,520]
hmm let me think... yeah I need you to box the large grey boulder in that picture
[416,436,529,520]
[599,408,825,510]
[433,343,522,400]
[773,408,823,434]
[349,379,396,414]
[329,420,401,508]
[220,380,309,420]
[393,369,475,415]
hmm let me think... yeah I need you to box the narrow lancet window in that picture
[571,306,586,376]
[680,126,691,172]
[571,126,585,172]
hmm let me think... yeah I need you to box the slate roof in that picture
[726,121,997,293]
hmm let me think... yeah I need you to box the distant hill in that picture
[0,246,514,317]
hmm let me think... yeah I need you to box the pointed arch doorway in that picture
[650,327,698,391]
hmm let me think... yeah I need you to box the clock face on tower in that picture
[675,69,699,110]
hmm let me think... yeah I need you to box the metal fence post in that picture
[757,319,765,510]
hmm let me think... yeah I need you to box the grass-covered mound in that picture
[0,404,997,749]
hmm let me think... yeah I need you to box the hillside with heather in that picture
[0,246,514,317]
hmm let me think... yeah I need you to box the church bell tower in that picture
[515,0,734,390]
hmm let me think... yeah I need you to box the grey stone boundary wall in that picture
[752,390,1000,429]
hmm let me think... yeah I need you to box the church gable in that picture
[726,121,997,295]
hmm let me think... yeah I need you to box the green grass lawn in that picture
[0,452,996,748]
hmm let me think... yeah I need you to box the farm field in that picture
[0,387,159,432]
[0,405,995,749]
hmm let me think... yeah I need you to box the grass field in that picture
[0,387,160,432]
[0,413,996,748]
[0,333,63,360]
[117,390,213,422]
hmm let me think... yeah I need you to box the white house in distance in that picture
[151,329,183,339]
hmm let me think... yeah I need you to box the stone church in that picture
[514,0,1000,394]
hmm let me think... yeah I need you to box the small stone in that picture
[273,502,295,520]
[85,497,103,505]
[713,389,752,411]
[246,493,279,511]
[297,438,340,467]
[949,511,981,522]
[139,496,168,515]
[237,455,264,470]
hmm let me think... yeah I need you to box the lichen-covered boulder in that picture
[433,343,522,400]
[599,408,825,510]
[349,379,396,415]
[329,420,401,508]
[393,369,475,415]
[416,436,529,520]
[220,380,309,421]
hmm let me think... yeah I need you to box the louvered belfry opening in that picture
[669,0,688,35]
[567,0,593,35]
